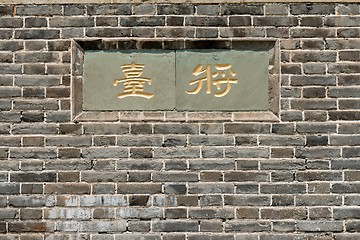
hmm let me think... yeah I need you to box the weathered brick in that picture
[225,123,270,134]
[225,195,270,206]
[80,220,126,232]
[9,196,54,207]
[225,221,271,232]
[117,183,162,194]
[261,207,307,219]
[158,4,194,15]
[11,172,56,182]
[45,183,91,194]
[83,123,129,134]
[222,4,264,15]
[86,4,131,15]
[8,222,53,233]
[225,147,269,158]
[154,147,200,159]
[297,221,343,232]
[15,30,60,39]
[152,220,198,232]
[265,4,288,15]
[86,28,131,37]
[290,4,335,15]
[189,183,234,194]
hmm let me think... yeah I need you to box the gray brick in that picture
[261,207,306,220]
[156,27,195,38]
[83,123,129,134]
[291,99,336,110]
[15,30,60,39]
[265,4,288,15]
[189,135,233,146]
[189,183,234,194]
[16,5,62,16]
[0,29,12,39]
[82,147,128,159]
[334,208,360,220]
[225,195,270,206]
[80,221,126,232]
[10,148,57,159]
[46,136,91,147]
[158,4,194,15]
[25,17,47,28]
[185,16,227,26]
[297,221,342,232]
[121,16,165,27]
[222,4,264,15]
[290,28,335,38]
[189,160,235,170]
[154,147,200,159]
[10,172,56,182]
[189,208,233,219]
[261,183,306,194]
[117,208,163,219]
[0,5,13,16]
[197,5,220,15]
[332,183,360,193]
[0,64,22,74]
[337,28,360,38]
[152,220,198,232]
[229,16,251,26]
[117,160,162,171]
[225,221,271,232]
[296,123,336,133]
[225,147,269,158]
[225,123,270,134]
[300,16,324,27]
[133,4,156,15]
[153,172,198,182]
[64,5,86,15]
[80,195,126,207]
[117,183,162,194]
[296,148,340,159]
[297,195,342,206]
[154,124,198,134]
[254,16,298,27]
[259,135,305,146]
[196,28,218,38]
[86,4,131,15]
[49,17,95,27]
[326,16,360,27]
[15,76,61,87]
[86,28,131,37]
[290,4,335,15]
[337,4,360,15]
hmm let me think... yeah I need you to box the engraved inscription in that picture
[113,62,154,99]
[186,63,238,97]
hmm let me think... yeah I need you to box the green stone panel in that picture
[83,51,176,111]
[175,50,269,111]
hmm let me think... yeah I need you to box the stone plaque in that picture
[83,51,176,111]
[82,49,269,111]
[176,50,269,111]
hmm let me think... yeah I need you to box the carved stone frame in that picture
[71,39,280,122]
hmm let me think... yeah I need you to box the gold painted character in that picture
[211,64,238,97]
[186,63,238,97]
[113,62,154,99]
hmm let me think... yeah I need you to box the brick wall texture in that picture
[1,2,360,240]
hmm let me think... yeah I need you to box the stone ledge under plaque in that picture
[71,39,280,122]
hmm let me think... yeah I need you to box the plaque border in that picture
[71,39,280,122]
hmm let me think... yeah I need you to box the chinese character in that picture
[113,62,154,99]
[186,64,238,97]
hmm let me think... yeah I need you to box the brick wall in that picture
[1,2,360,239]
